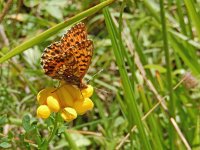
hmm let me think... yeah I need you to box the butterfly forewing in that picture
[61,22,87,49]
[71,40,93,79]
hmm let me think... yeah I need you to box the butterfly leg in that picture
[51,81,63,93]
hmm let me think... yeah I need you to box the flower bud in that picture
[81,85,94,98]
[37,105,51,119]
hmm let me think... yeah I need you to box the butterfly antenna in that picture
[94,87,111,94]
[86,69,104,83]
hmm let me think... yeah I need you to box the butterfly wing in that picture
[61,22,93,80]
[61,22,87,48]
[71,40,93,79]
[41,22,93,88]
[41,42,79,81]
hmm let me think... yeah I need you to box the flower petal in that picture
[37,87,57,105]
[56,85,74,107]
[47,96,60,112]
[61,107,77,122]
[73,98,94,115]
[81,85,94,98]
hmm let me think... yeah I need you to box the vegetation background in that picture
[0,0,200,149]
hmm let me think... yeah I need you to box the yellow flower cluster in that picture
[36,83,94,122]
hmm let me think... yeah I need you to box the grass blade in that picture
[0,0,115,63]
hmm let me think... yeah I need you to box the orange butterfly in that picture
[41,23,93,89]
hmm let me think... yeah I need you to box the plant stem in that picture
[159,0,175,149]
[47,114,59,144]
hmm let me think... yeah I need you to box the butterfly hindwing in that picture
[41,42,78,80]
[71,40,93,79]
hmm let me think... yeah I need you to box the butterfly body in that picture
[41,23,93,89]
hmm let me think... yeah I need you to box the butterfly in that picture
[41,22,93,89]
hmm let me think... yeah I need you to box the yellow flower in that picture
[37,105,51,119]
[81,85,94,98]
[74,98,94,115]
[61,107,77,122]
[36,83,94,122]
[37,87,57,105]
[56,84,74,107]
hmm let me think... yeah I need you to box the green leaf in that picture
[8,131,14,139]
[144,64,166,73]
[23,0,39,7]
[71,133,91,147]
[184,0,200,41]
[58,125,67,134]
[0,142,11,148]
[22,115,31,132]
[38,139,48,150]
[45,5,63,20]
[0,115,7,126]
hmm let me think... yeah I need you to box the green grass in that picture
[0,0,200,149]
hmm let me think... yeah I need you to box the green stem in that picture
[159,0,175,149]
[47,114,59,144]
